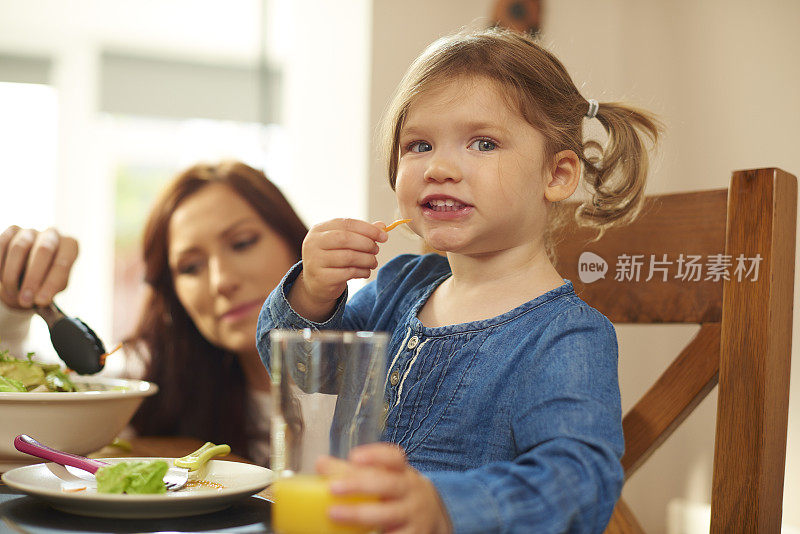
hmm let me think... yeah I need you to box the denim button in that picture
[389,370,400,386]
[296,362,307,373]
[407,335,419,349]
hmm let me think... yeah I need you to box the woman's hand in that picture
[289,218,387,322]
[0,226,78,310]
[316,443,452,534]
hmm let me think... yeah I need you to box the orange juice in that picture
[271,474,378,534]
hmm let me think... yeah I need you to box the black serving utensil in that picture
[34,302,106,375]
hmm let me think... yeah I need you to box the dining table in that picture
[0,436,275,534]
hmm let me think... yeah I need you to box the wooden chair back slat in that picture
[555,189,728,323]
[711,168,797,532]
[621,323,720,478]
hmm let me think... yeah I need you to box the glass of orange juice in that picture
[269,330,387,534]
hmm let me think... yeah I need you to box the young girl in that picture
[257,27,660,533]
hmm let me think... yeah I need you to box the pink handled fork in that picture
[14,434,188,491]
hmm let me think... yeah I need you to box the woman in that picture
[0,161,307,464]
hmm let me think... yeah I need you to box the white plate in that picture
[0,458,275,519]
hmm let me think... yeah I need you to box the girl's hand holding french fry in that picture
[289,218,390,322]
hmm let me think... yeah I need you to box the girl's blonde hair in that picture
[380,27,662,240]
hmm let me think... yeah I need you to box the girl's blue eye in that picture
[409,141,432,153]
[469,139,496,151]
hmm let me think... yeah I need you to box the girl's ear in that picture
[545,150,580,202]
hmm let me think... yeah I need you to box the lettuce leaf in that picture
[95,461,169,494]
[0,346,76,392]
[0,375,26,392]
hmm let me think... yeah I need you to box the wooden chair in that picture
[553,167,797,532]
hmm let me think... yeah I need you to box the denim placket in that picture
[385,328,423,442]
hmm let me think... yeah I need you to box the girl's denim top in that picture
[257,254,624,534]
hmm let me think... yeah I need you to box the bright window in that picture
[0,82,58,230]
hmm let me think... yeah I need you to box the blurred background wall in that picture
[1,1,798,531]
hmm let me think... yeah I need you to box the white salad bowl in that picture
[0,376,157,472]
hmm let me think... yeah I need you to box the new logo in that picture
[578,251,608,283]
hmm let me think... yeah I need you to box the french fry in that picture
[383,218,411,232]
[99,342,123,367]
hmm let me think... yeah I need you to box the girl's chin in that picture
[423,232,470,253]
[425,236,507,258]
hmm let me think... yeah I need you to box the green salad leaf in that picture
[95,461,169,494]
[44,369,77,392]
[0,345,77,392]
[0,375,26,392]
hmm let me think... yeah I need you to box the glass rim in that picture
[269,328,388,343]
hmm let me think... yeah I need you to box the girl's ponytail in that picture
[576,102,663,235]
